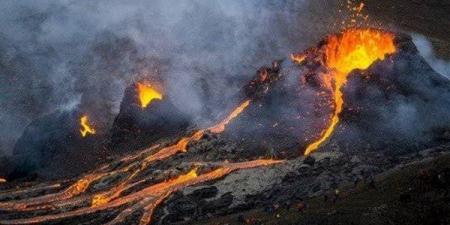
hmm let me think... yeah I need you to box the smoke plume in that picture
[0,0,343,156]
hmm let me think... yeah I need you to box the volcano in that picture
[297,29,450,154]
[6,110,108,180]
[110,82,191,154]
[0,28,449,225]
[221,29,450,160]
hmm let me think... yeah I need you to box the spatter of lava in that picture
[297,28,396,155]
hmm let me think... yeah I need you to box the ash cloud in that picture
[0,0,342,156]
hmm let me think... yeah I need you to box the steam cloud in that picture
[0,0,343,156]
[412,33,450,78]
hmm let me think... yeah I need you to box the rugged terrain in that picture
[1,1,449,225]
[194,149,450,225]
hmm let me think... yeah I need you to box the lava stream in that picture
[304,28,396,155]
[90,100,252,206]
[0,99,252,211]
[0,173,107,211]
[0,96,255,224]
[0,160,282,225]
[209,100,251,134]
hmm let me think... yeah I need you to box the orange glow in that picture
[290,53,306,64]
[136,82,163,109]
[324,29,396,75]
[88,100,252,208]
[209,100,251,133]
[357,3,365,13]
[91,194,108,207]
[151,168,198,192]
[0,160,282,225]
[304,28,395,155]
[80,115,96,137]
[0,178,6,183]
[0,98,258,225]
[176,130,205,152]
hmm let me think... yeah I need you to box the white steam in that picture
[412,33,450,78]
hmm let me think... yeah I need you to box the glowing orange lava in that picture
[137,82,163,109]
[304,28,396,155]
[290,53,306,64]
[0,93,259,224]
[0,160,282,225]
[88,100,251,207]
[80,115,96,137]
[209,100,251,133]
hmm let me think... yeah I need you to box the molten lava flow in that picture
[137,82,163,109]
[143,100,251,160]
[209,100,251,133]
[87,100,251,208]
[324,29,396,75]
[80,115,96,137]
[0,160,282,225]
[0,98,258,224]
[304,28,396,155]
[0,173,108,211]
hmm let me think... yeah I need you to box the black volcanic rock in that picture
[2,31,450,225]
[110,84,192,153]
[333,34,450,153]
[10,110,107,179]
[224,32,450,157]
[222,60,325,159]
[303,156,316,166]
[188,186,219,199]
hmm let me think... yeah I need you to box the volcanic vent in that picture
[1,27,450,225]
[220,28,406,158]
[300,28,397,155]
[292,28,450,155]
[110,81,192,153]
